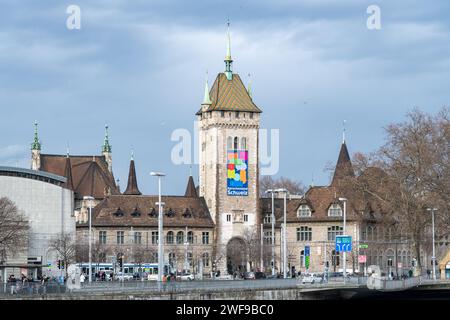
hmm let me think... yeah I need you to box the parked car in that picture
[255,272,266,279]
[177,273,194,281]
[244,272,256,280]
[116,272,133,281]
[301,273,324,284]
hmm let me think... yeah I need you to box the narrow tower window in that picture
[234,137,239,150]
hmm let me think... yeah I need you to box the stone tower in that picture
[31,121,41,170]
[102,124,113,173]
[197,23,262,273]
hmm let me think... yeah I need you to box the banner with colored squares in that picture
[227,150,248,196]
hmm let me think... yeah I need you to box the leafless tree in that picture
[260,176,305,196]
[340,107,450,269]
[242,226,261,271]
[49,233,76,278]
[0,197,29,263]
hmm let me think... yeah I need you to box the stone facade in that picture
[198,109,260,273]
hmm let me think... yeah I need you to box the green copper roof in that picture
[31,121,41,151]
[202,77,212,105]
[102,125,112,153]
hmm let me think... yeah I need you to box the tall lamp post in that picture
[83,196,95,283]
[265,189,276,276]
[275,188,289,279]
[426,208,437,281]
[151,172,166,282]
[338,197,347,284]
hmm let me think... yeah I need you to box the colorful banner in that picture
[227,150,248,196]
[305,246,310,269]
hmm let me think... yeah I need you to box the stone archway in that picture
[226,237,247,275]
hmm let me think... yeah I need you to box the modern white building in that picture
[0,166,75,280]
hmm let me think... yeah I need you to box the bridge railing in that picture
[369,276,421,291]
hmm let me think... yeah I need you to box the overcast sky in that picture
[1,0,449,195]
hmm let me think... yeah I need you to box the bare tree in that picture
[260,176,305,196]
[49,233,76,278]
[340,107,450,270]
[242,226,261,271]
[0,197,29,263]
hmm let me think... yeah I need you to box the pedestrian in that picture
[426,269,431,279]
[80,273,85,283]
[408,269,413,278]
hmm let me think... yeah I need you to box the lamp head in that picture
[150,172,166,177]
[338,197,347,202]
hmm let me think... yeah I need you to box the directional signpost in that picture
[335,236,352,252]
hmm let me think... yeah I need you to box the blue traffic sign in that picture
[305,246,310,256]
[335,235,352,252]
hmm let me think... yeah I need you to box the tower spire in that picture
[342,120,346,144]
[102,124,112,153]
[224,19,233,80]
[247,73,252,99]
[31,121,41,151]
[202,71,212,105]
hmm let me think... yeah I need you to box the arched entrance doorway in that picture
[226,237,247,275]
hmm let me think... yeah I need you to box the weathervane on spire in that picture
[342,120,347,144]
[102,124,112,153]
[31,120,41,151]
[224,18,233,80]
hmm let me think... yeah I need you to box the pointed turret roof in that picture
[63,155,74,190]
[202,76,212,105]
[31,121,41,151]
[123,157,141,195]
[331,142,354,186]
[102,125,112,153]
[184,175,198,197]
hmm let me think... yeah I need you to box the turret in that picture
[31,121,41,170]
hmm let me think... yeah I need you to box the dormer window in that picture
[131,207,141,217]
[148,207,157,217]
[328,204,343,217]
[297,205,311,217]
[183,208,192,218]
[113,207,124,217]
[166,208,175,218]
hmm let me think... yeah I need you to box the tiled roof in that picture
[260,186,360,224]
[331,142,354,186]
[123,159,141,195]
[40,154,119,199]
[197,73,262,114]
[184,175,198,197]
[80,195,214,228]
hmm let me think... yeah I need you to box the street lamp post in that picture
[427,208,437,281]
[265,189,276,276]
[275,188,289,279]
[151,172,166,282]
[338,197,347,284]
[83,196,95,283]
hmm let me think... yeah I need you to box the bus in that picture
[76,262,173,280]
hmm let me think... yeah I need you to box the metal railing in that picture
[0,276,372,297]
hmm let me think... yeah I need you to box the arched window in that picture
[187,231,194,244]
[227,137,233,150]
[202,252,209,267]
[176,231,184,244]
[234,137,239,150]
[297,205,311,217]
[328,204,342,217]
[166,231,174,244]
[241,137,247,150]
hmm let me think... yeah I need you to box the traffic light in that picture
[57,260,61,269]
[61,260,65,269]
[326,261,330,268]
